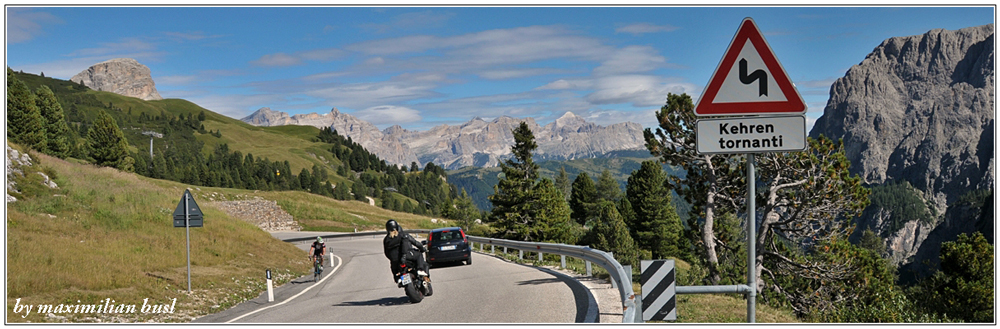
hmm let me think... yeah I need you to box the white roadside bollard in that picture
[266,269,274,302]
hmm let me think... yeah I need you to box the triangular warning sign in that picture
[173,189,203,220]
[694,17,806,116]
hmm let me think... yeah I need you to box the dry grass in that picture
[6,150,309,323]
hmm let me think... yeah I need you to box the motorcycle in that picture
[395,242,433,303]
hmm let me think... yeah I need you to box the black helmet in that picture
[385,220,400,232]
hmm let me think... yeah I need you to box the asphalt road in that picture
[194,234,597,323]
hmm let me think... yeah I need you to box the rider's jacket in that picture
[383,232,424,264]
[311,242,326,256]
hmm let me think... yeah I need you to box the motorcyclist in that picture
[383,220,430,283]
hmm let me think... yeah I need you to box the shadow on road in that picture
[517,277,563,285]
[335,296,411,307]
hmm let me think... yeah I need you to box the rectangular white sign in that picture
[696,115,806,154]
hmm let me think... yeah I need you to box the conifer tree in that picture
[87,110,134,172]
[555,166,571,201]
[569,172,597,225]
[532,178,575,244]
[626,160,688,260]
[490,122,540,239]
[595,169,622,202]
[591,201,638,266]
[34,85,71,158]
[7,68,46,150]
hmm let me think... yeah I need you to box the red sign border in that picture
[694,17,806,116]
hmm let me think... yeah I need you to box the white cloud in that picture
[300,48,346,61]
[156,75,199,86]
[163,31,225,41]
[360,10,455,33]
[536,79,593,90]
[69,38,157,57]
[7,8,62,43]
[478,68,567,80]
[616,23,679,35]
[593,45,667,76]
[251,53,303,67]
[353,105,422,125]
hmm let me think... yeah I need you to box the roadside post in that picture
[266,269,274,302]
[693,17,807,323]
[173,189,203,293]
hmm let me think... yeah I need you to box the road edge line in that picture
[225,254,343,323]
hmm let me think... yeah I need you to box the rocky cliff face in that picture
[243,109,647,169]
[810,24,994,266]
[70,58,163,101]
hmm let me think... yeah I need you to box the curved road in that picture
[195,235,597,323]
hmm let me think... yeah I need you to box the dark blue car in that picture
[425,227,472,266]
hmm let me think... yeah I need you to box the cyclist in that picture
[310,236,327,268]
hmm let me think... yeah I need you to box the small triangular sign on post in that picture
[694,17,806,116]
[173,189,203,227]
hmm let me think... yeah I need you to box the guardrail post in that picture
[504,246,508,254]
[491,245,495,254]
[560,255,566,269]
[538,251,543,262]
[519,250,523,260]
[480,242,484,251]
[586,261,592,276]
[609,252,617,289]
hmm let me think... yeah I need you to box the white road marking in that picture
[225,254,343,323]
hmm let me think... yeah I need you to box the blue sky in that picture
[6,6,994,133]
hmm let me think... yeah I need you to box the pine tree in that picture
[569,172,597,225]
[352,179,368,201]
[591,201,638,266]
[555,166,572,201]
[490,122,540,240]
[595,169,622,202]
[532,178,575,244]
[34,85,71,158]
[626,160,688,260]
[7,68,46,150]
[87,109,134,172]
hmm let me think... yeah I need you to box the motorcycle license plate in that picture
[441,245,456,251]
[400,273,411,286]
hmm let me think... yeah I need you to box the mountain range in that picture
[241,107,648,170]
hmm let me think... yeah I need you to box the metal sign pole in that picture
[747,154,756,323]
[186,193,192,293]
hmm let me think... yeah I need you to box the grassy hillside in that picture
[4,143,439,323]
[13,72,336,176]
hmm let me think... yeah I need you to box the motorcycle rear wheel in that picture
[404,274,424,303]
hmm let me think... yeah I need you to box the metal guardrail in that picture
[465,236,637,323]
[281,230,637,323]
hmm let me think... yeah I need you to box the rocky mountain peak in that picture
[810,24,994,268]
[555,111,585,125]
[70,58,163,101]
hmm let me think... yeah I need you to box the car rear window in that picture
[431,230,464,245]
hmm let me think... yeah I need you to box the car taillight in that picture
[460,229,467,242]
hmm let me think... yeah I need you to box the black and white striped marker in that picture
[640,260,676,321]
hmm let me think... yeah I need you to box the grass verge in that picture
[6,148,309,323]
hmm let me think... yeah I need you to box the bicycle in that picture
[313,255,324,282]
